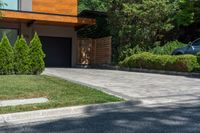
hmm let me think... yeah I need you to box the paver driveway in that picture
[44,68,200,106]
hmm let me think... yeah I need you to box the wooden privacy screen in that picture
[77,37,112,65]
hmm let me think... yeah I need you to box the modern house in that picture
[0,0,96,67]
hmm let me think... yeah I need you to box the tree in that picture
[0,34,14,74]
[175,0,200,27]
[79,0,108,12]
[172,0,200,42]
[29,33,45,75]
[13,36,31,74]
[107,0,178,61]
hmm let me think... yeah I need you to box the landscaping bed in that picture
[0,75,122,114]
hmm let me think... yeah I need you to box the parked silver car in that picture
[172,38,200,55]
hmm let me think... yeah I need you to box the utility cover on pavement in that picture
[0,98,49,107]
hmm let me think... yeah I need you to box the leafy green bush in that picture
[118,45,144,62]
[0,34,14,74]
[13,36,31,75]
[120,52,198,72]
[29,33,45,75]
[169,55,198,72]
[150,41,186,55]
[195,52,200,72]
[196,52,200,63]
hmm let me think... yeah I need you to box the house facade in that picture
[0,0,95,67]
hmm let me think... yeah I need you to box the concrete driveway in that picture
[44,68,200,106]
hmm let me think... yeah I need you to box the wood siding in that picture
[32,0,78,16]
[1,10,96,26]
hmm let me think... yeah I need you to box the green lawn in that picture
[0,75,122,114]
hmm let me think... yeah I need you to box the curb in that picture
[0,101,137,127]
[77,65,200,78]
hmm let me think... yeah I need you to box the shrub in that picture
[150,41,186,55]
[13,36,31,75]
[120,52,198,72]
[194,52,200,72]
[29,33,45,75]
[0,34,14,74]
[118,45,144,61]
[196,52,200,64]
[169,55,198,72]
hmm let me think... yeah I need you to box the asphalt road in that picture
[1,102,200,133]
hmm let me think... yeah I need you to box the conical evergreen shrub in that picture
[13,36,31,74]
[0,34,14,74]
[29,33,45,75]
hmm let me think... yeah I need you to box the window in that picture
[192,38,200,46]
[1,0,19,10]
[0,29,18,45]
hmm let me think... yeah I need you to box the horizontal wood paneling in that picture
[32,0,78,16]
[77,37,112,65]
[1,10,96,26]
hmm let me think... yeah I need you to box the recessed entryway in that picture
[40,36,72,68]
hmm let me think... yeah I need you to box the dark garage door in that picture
[40,36,72,67]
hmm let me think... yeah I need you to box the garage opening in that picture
[40,36,72,68]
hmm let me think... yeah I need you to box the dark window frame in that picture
[0,27,19,35]
[0,28,19,45]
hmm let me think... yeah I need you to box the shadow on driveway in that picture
[1,99,200,133]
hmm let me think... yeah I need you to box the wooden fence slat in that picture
[77,37,112,65]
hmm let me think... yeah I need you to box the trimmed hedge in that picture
[120,52,199,72]
[195,52,200,72]
[197,52,200,64]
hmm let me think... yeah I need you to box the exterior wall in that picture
[32,0,78,16]
[33,24,77,66]
[20,23,32,42]
[0,22,20,29]
[21,0,32,11]
[0,22,78,66]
